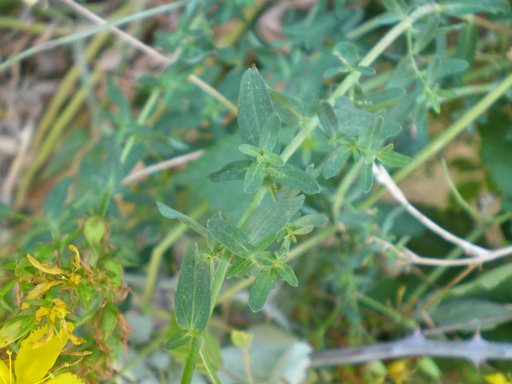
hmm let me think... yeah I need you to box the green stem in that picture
[121,89,161,164]
[357,293,416,329]
[331,3,441,99]
[333,161,363,218]
[289,225,338,261]
[281,117,318,162]
[199,349,222,384]
[210,252,231,313]
[181,336,202,384]
[360,71,512,210]
[238,187,267,226]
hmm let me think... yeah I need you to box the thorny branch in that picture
[372,163,512,266]
[310,330,512,367]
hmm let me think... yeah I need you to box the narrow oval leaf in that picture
[377,150,411,168]
[354,65,376,76]
[44,177,71,219]
[317,101,339,137]
[207,213,253,257]
[269,89,303,126]
[292,213,328,228]
[244,162,266,194]
[227,257,254,279]
[244,195,305,244]
[157,202,207,237]
[261,151,284,167]
[323,146,351,179]
[0,317,33,348]
[238,68,275,146]
[333,42,358,65]
[27,255,65,275]
[165,330,191,350]
[267,164,320,194]
[208,160,252,182]
[276,264,299,287]
[259,113,281,153]
[249,270,275,312]
[239,144,261,158]
[175,243,211,331]
[359,162,374,193]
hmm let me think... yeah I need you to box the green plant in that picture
[1,0,512,383]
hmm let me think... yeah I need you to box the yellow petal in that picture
[46,372,85,384]
[485,373,512,384]
[24,281,63,307]
[0,357,12,384]
[68,245,81,270]
[15,325,68,384]
[27,255,66,275]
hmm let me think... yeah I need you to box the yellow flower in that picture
[485,373,512,384]
[0,325,84,384]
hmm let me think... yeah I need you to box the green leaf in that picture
[269,89,303,126]
[292,213,328,228]
[175,243,211,332]
[456,23,477,65]
[0,317,33,348]
[239,143,261,158]
[83,216,107,246]
[354,65,376,76]
[267,164,320,194]
[359,162,374,193]
[377,145,411,167]
[441,0,510,15]
[260,151,284,167]
[333,42,358,65]
[244,162,266,193]
[356,88,406,111]
[244,195,305,244]
[259,113,281,153]
[165,330,191,350]
[231,330,253,349]
[207,212,253,257]
[227,257,254,279]
[157,202,207,237]
[428,299,512,332]
[316,100,339,137]
[107,77,131,117]
[238,67,275,146]
[479,110,512,199]
[449,263,512,297]
[249,270,276,312]
[429,58,469,81]
[44,177,72,219]
[208,160,252,182]
[412,15,440,54]
[275,263,298,287]
[323,146,351,179]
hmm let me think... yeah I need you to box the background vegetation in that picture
[1,0,512,383]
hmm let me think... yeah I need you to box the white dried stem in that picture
[121,150,204,185]
[58,0,237,114]
[372,164,512,266]
[1,122,34,204]
[310,331,512,367]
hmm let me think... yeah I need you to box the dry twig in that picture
[372,163,512,266]
[121,150,204,185]
[58,0,237,114]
